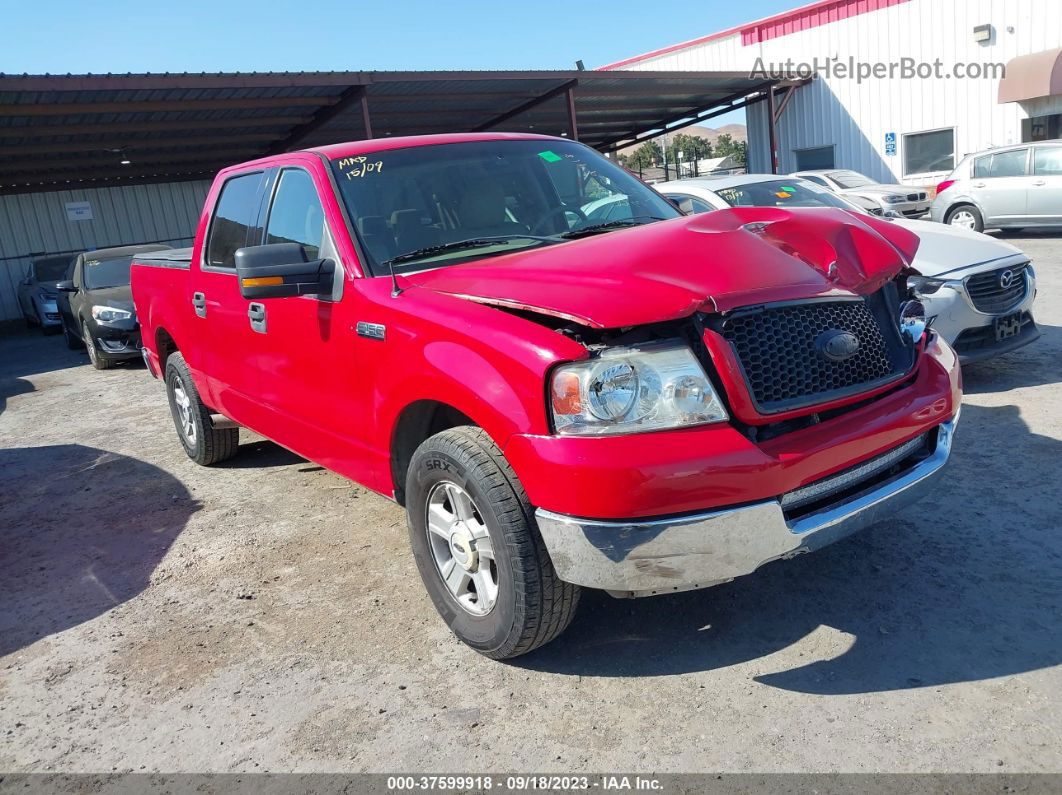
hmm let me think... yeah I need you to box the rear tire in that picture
[82,321,115,370]
[945,204,984,233]
[406,426,580,659]
[165,352,239,466]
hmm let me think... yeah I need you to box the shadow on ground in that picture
[518,401,1062,693]
[0,445,198,657]
[218,439,308,469]
[961,323,1062,395]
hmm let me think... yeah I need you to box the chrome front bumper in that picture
[535,416,957,597]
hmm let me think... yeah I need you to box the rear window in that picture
[828,170,877,189]
[973,149,1028,178]
[206,172,265,268]
[32,257,71,282]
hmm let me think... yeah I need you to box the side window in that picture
[972,155,991,179]
[988,149,1028,178]
[1034,147,1062,176]
[265,169,326,260]
[665,193,715,215]
[205,172,265,269]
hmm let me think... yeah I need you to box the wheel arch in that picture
[390,399,476,506]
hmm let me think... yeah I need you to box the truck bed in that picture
[134,247,193,268]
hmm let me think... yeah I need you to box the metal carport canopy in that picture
[0,70,803,194]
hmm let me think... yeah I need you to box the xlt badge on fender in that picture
[816,329,861,362]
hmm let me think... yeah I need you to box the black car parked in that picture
[57,244,171,370]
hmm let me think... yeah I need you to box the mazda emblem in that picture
[816,329,861,362]
[999,269,1015,289]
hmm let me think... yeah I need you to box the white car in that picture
[658,175,1039,364]
[793,169,931,218]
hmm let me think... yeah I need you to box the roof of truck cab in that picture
[309,132,565,161]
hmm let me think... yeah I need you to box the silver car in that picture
[17,254,74,333]
[658,174,1039,364]
[930,140,1062,232]
[793,169,931,218]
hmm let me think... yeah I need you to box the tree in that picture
[665,133,713,175]
[713,133,748,166]
[626,141,662,177]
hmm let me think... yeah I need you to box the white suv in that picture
[930,140,1062,232]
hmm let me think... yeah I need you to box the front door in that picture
[1027,145,1062,225]
[239,165,368,478]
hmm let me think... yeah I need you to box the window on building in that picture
[794,146,835,170]
[265,169,326,260]
[903,128,955,176]
[206,172,265,269]
[973,149,1029,179]
[1034,146,1062,176]
[1022,114,1062,142]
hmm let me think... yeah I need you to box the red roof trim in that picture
[599,0,912,70]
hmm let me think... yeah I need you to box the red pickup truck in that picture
[132,133,961,659]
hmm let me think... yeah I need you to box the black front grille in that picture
[720,295,911,413]
[966,263,1029,314]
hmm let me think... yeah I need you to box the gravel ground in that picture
[1,232,1060,774]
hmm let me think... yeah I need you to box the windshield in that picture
[714,179,859,210]
[83,255,134,290]
[330,140,680,274]
[32,256,71,282]
[829,170,878,189]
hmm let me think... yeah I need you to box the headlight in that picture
[91,305,132,323]
[883,194,907,204]
[549,340,728,436]
[908,276,948,296]
[899,300,927,345]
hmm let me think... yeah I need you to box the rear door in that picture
[241,164,365,470]
[971,148,1030,225]
[191,169,272,427]
[1027,145,1062,224]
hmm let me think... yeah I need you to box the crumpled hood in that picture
[891,218,1026,278]
[408,207,920,328]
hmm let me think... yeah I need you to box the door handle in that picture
[248,302,267,334]
[1032,180,1046,186]
[192,291,207,318]
[972,182,986,188]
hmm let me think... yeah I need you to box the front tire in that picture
[82,321,115,370]
[406,426,580,660]
[165,352,239,466]
[945,204,984,233]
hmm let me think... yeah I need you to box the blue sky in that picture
[2,0,808,127]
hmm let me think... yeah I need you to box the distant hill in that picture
[617,123,746,155]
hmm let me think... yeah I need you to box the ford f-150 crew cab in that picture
[132,133,961,659]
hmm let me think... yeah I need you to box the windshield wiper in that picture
[382,235,558,268]
[559,215,668,239]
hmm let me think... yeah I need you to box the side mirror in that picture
[234,243,336,300]
[55,280,77,292]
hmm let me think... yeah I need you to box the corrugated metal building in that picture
[0,180,209,323]
[604,0,1062,186]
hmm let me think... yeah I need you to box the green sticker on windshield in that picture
[780,186,796,192]
[538,150,563,163]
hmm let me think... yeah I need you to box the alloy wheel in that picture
[425,480,499,616]
[171,373,197,445]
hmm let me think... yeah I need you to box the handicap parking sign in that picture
[885,131,897,156]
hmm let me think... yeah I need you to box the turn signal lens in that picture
[241,276,283,288]
[550,371,582,415]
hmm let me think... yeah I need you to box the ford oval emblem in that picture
[816,329,861,362]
